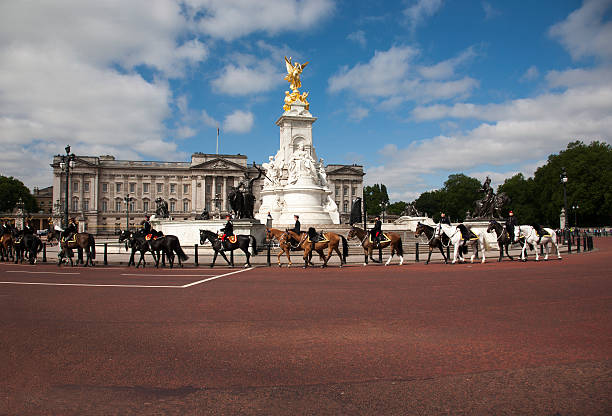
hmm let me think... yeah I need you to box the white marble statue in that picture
[288,144,316,184]
[317,158,328,187]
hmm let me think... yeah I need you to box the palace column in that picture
[191,175,198,212]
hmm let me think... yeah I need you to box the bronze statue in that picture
[473,177,509,218]
[228,164,264,219]
[154,197,169,218]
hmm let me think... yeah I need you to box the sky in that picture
[1,0,611,202]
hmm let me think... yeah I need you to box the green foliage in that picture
[413,173,481,222]
[527,141,612,226]
[497,173,539,224]
[0,176,38,213]
[364,184,389,215]
[387,201,407,216]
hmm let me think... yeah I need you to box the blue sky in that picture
[1,0,611,201]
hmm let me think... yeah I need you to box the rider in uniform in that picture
[62,217,78,242]
[370,215,382,246]
[505,210,518,242]
[531,223,545,244]
[440,212,451,225]
[220,215,234,249]
[287,215,301,246]
[1,220,11,236]
[23,217,34,235]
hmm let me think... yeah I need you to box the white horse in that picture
[516,225,562,261]
[437,223,487,264]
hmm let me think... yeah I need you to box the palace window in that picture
[129,183,136,193]
[343,186,348,197]
[129,201,135,212]
[102,183,108,193]
[101,200,108,212]
[73,181,79,192]
[335,185,340,196]
[183,184,189,194]
[115,200,122,212]
[352,186,357,196]
[84,182,90,192]
[143,200,149,213]
[343,201,349,213]
[116,183,122,193]
[156,183,163,193]
[170,183,176,193]
[170,201,176,212]
[143,183,149,193]
[183,200,189,212]
[72,197,79,212]
[83,199,89,211]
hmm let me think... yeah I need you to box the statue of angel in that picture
[284,56,309,92]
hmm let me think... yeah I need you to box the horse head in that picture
[199,229,216,245]
[486,220,497,234]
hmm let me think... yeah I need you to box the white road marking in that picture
[0,281,182,288]
[120,273,217,277]
[183,267,256,287]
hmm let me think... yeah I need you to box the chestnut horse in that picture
[0,233,14,262]
[58,233,96,266]
[286,230,348,268]
[265,228,319,267]
[347,226,404,266]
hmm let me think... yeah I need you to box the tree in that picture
[497,173,539,224]
[387,201,407,216]
[0,176,38,213]
[364,184,389,216]
[413,173,481,222]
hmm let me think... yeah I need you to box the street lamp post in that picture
[572,204,579,228]
[59,145,76,228]
[16,197,24,229]
[560,168,568,229]
[213,193,222,218]
[124,195,134,230]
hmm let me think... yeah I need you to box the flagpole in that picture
[216,126,219,154]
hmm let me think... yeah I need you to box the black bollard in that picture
[576,235,581,252]
[588,236,593,250]
[446,245,450,261]
[104,243,108,265]
[583,235,587,251]
[42,243,47,263]
[378,246,382,263]
[194,244,199,267]
[267,243,271,266]
[567,236,572,254]
[415,242,419,262]
[230,249,234,267]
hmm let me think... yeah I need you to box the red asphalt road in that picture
[1,239,611,415]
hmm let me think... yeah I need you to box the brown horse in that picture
[1,233,14,262]
[59,233,96,266]
[347,226,404,266]
[288,230,348,268]
[266,228,320,267]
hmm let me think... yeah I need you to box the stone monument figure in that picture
[229,165,263,219]
[154,197,169,218]
[473,176,510,218]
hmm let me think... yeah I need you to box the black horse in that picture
[119,230,152,268]
[13,231,43,264]
[199,229,257,268]
[486,220,515,262]
[147,234,188,268]
[414,222,449,264]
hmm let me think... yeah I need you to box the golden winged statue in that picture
[283,56,310,111]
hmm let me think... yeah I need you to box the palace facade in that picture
[51,152,364,234]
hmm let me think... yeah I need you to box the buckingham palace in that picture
[51,152,364,234]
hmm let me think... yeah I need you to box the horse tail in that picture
[89,234,96,259]
[462,245,468,255]
[175,241,188,261]
[250,235,258,255]
[396,236,404,257]
[341,235,349,261]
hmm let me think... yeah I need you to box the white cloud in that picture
[212,60,283,95]
[404,0,444,32]
[349,107,370,121]
[549,0,612,62]
[328,45,478,107]
[186,0,335,41]
[520,65,540,82]
[347,30,367,47]
[223,110,254,133]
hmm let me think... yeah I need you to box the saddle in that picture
[307,232,329,243]
[460,230,479,241]
[145,234,160,241]
[218,234,237,244]
[369,233,391,244]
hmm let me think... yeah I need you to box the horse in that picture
[45,225,61,245]
[486,220,516,262]
[58,233,96,267]
[289,229,347,268]
[147,234,188,268]
[437,223,487,264]
[13,232,43,265]
[414,222,449,264]
[118,230,151,268]
[516,225,561,261]
[266,228,297,267]
[347,226,404,266]
[0,232,14,262]
[199,229,257,268]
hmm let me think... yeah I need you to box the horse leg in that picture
[219,250,231,266]
[385,247,394,266]
[535,242,540,261]
[243,247,251,268]
[333,245,343,267]
[210,250,218,268]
